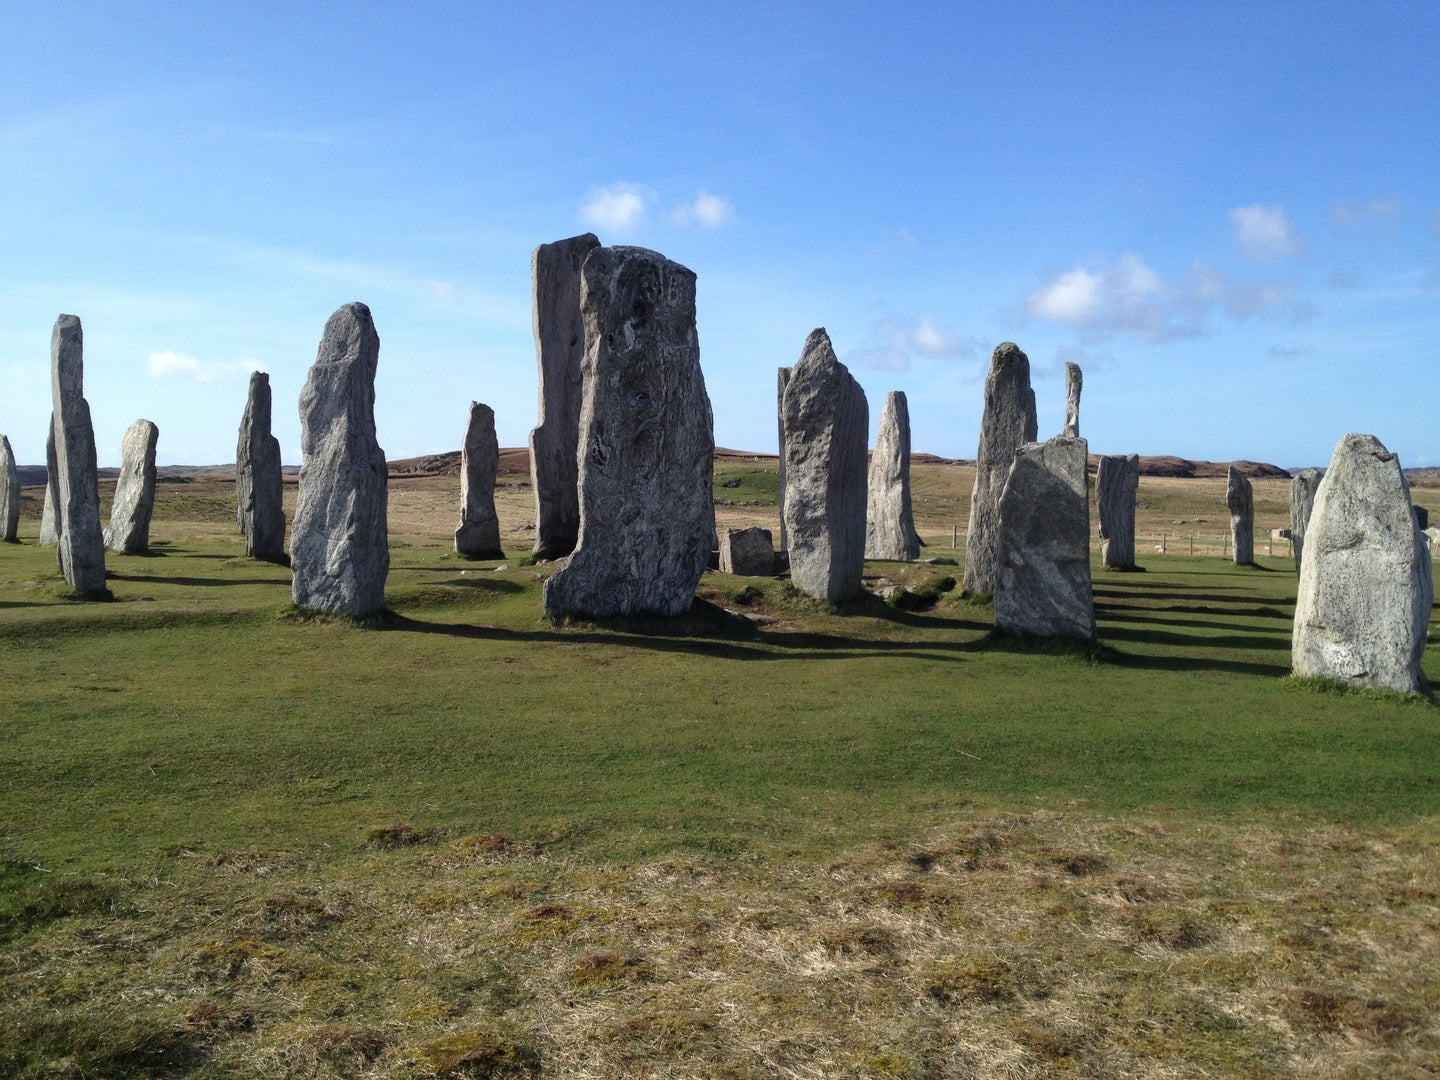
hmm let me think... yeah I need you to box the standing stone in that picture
[865,391,922,561]
[995,435,1095,641]
[1414,506,1429,531]
[1226,466,1254,565]
[1064,362,1083,437]
[104,419,159,553]
[1292,433,1432,695]
[39,426,57,544]
[720,526,774,576]
[543,246,714,619]
[49,315,107,594]
[1096,453,1140,569]
[781,328,868,604]
[529,233,602,560]
[291,302,389,617]
[1289,468,1321,572]
[237,371,286,561]
[0,435,19,542]
[455,401,503,559]
[963,343,1037,595]
[776,366,791,553]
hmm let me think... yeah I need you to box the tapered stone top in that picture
[291,302,389,617]
[1289,468,1320,573]
[1292,433,1432,695]
[781,328,868,604]
[542,246,715,619]
[237,371,286,561]
[865,390,921,561]
[0,434,19,542]
[105,419,159,553]
[1226,466,1254,565]
[455,401,503,559]
[50,314,107,594]
[963,342,1037,595]
[776,365,791,552]
[1064,362,1082,437]
[529,232,602,559]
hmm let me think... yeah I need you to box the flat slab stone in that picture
[995,435,1095,641]
[1292,433,1432,694]
[1096,453,1140,569]
[865,391,922,561]
[1226,466,1254,565]
[964,343,1037,595]
[104,419,158,553]
[0,434,19,542]
[49,315,107,594]
[237,371,286,561]
[543,246,714,619]
[455,401,503,559]
[781,328,868,604]
[720,526,774,576]
[291,302,389,617]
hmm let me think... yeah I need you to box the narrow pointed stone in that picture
[865,391,921,561]
[455,401,503,559]
[104,419,158,553]
[1064,361,1082,437]
[237,371,286,561]
[1226,466,1254,565]
[40,424,57,544]
[776,366,791,553]
[1096,453,1140,569]
[0,435,19,542]
[49,315,107,594]
[1289,468,1320,573]
[963,342,1037,595]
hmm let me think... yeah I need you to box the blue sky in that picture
[2,2,1436,470]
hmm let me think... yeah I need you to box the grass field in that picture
[2,464,1437,1078]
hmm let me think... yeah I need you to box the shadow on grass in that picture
[1100,625,1290,653]
[107,573,292,588]
[1093,587,1294,606]
[1094,609,1293,632]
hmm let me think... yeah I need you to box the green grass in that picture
[712,464,780,505]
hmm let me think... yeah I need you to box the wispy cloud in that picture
[580,182,654,233]
[1331,198,1402,231]
[844,314,980,372]
[148,350,261,382]
[670,190,736,228]
[1230,203,1305,261]
[1025,253,1308,342]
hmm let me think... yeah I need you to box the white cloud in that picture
[670,190,736,229]
[845,314,980,372]
[580,182,654,233]
[1331,198,1402,230]
[148,350,260,381]
[1230,203,1305,260]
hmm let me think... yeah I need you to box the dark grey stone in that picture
[865,390,921,561]
[455,401,503,559]
[104,419,158,553]
[780,328,868,604]
[543,246,714,619]
[1096,453,1140,569]
[1292,433,1432,694]
[291,302,389,617]
[720,526,774,576]
[1226,466,1254,564]
[1289,468,1320,573]
[0,435,18,542]
[528,233,601,559]
[963,343,1037,595]
[237,371,286,561]
[49,315,107,594]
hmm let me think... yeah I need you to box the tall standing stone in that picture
[455,401,503,559]
[1226,466,1254,565]
[529,233,602,560]
[0,435,19,542]
[1292,433,1432,695]
[1289,468,1321,572]
[49,315,107,594]
[865,390,921,561]
[781,328,868,604]
[776,366,791,553]
[963,343,1037,595]
[104,419,159,553]
[994,436,1095,641]
[1064,362,1083,437]
[237,371,286,562]
[291,302,389,617]
[39,426,57,544]
[1096,453,1140,569]
[543,246,714,619]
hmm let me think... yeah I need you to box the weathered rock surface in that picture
[529,233,601,559]
[1292,433,1432,695]
[39,427,57,544]
[1096,453,1140,569]
[720,526,774,576]
[49,315,107,594]
[780,328,868,604]
[104,419,158,553]
[1226,466,1255,564]
[543,246,714,619]
[291,302,389,617]
[995,435,1095,640]
[1289,468,1321,572]
[776,366,791,552]
[455,401,503,559]
[0,435,19,542]
[236,371,286,561]
[963,343,1037,595]
[865,391,922,561]
[1064,361,1083,437]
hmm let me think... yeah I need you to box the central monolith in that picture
[49,315,107,594]
[865,390,921,561]
[455,401,503,559]
[1064,362,1083,437]
[963,343,1037,595]
[237,371,286,561]
[1226,466,1254,565]
[105,419,159,553]
[291,302,389,617]
[1096,453,1140,569]
[542,246,714,619]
